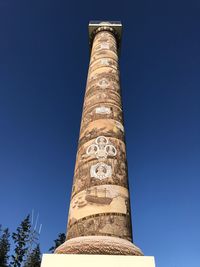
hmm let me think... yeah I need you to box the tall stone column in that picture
[55,21,143,255]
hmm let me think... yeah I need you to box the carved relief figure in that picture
[86,136,117,160]
[80,105,123,133]
[79,120,125,148]
[67,213,132,241]
[68,185,129,223]
[90,162,112,179]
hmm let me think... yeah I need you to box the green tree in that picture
[24,244,41,267]
[49,233,66,253]
[11,215,31,267]
[0,226,10,267]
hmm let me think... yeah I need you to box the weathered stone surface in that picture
[55,236,143,255]
[55,21,143,256]
[65,27,134,243]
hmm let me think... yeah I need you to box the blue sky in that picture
[0,0,200,266]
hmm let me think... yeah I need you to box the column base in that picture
[55,236,143,255]
[41,254,155,267]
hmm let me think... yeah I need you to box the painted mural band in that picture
[68,184,130,223]
[92,39,117,50]
[85,79,120,99]
[92,34,116,47]
[90,50,118,64]
[85,80,120,98]
[72,150,128,197]
[88,67,118,80]
[92,35,117,52]
[67,212,132,241]
[84,82,121,104]
[90,56,118,69]
[91,42,117,57]
[80,106,123,133]
[78,119,125,149]
[87,69,120,86]
[92,42,117,53]
[81,104,123,130]
[88,65,119,79]
[83,100,122,118]
[83,91,122,113]
[93,32,116,44]
[88,66,119,83]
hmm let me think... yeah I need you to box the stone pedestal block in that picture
[41,254,156,267]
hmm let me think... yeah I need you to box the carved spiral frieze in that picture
[65,28,133,246]
[54,23,144,256]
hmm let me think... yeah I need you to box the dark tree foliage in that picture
[0,226,10,267]
[0,216,66,266]
[11,215,31,267]
[24,244,41,267]
[49,233,66,253]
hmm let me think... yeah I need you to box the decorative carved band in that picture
[90,27,120,50]
[55,236,143,256]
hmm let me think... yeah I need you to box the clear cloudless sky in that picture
[0,0,200,266]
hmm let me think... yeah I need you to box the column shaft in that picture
[67,30,132,241]
[55,23,143,256]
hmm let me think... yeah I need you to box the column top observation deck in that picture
[88,21,122,49]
